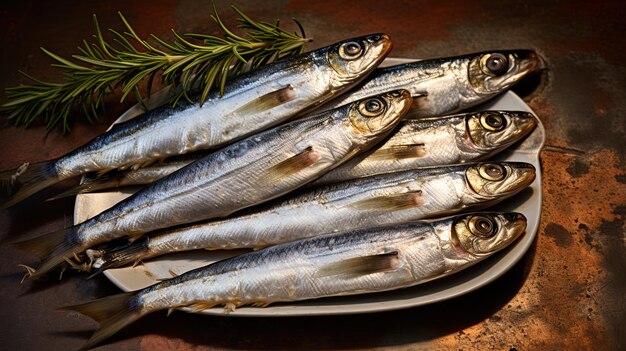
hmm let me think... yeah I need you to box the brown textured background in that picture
[0,0,624,350]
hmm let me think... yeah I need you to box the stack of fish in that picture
[1,33,540,349]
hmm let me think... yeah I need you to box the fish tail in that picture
[14,226,81,279]
[90,238,151,277]
[1,160,59,208]
[60,292,142,351]
[47,173,117,201]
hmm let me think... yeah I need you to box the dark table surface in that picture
[1,1,624,350]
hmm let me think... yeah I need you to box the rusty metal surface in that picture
[0,0,624,350]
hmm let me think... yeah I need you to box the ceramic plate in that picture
[74,58,545,316]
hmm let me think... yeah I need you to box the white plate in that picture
[74,58,544,316]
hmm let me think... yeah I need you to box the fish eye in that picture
[482,53,509,76]
[478,163,506,181]
[468,215,497,238]
[480,112,506,131]
[359,97,386,117]
[339,41,364,60]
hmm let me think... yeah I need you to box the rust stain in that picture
[432,146,624,350]
[285,0,491,43]
[140,334,203,350]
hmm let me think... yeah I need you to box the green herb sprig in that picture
[1,4,311,133]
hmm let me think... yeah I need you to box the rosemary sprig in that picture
[1,4,311,133]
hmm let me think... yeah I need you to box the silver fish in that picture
[1,33,392,207]
[88,161,535,272]
[48,110,537,198]
[316,50,539,118]
[16,90,412,278]
[65,212,527,350]
[312,110,537,186]
[48,152,209,200]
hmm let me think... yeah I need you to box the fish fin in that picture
[13,226,81,279]
[95,167,117,177]
[1,161,60,208]
[348,190,424,211]
[18,264,37,283]
[251,301,272,308]
[368,143,427,161]
[223,302,238,313]
[405,95,429,117]
[167,308,175,316]
[318,251,401,277]
[189,301,218,312]
[264,146,320,182]
[0,163,27,194]
[47,173,119,201]
[233,85,296,115]
[127,232,145,243]
[63,254,92,273]
[94,237,151,272]
[60,292,141,351]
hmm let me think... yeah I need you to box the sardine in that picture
[48,152,209,200]
[316,50,539,118]
[1,33,392,207]
[88,160,534,272]
[49,110,537,198]
[16,90,412,278]
[64,212,527,350]
[312,110,537,186]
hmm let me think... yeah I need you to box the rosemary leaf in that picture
[1,4,311,133]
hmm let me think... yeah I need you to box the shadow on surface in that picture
[0,178,79,243]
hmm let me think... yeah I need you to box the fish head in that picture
[452,212,526,256]
[463,162,535,201]
[465,111,538,152]
[467,50,538,95]
[346,89,413,143]
[327,33,393,88]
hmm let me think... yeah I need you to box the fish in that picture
[63,211,527,350]
[87,161,535,272]
[314,50,539,118]
[47,152,208,200]
[0,33,393,207]
[15,89,413,279]
[311,110,537,186]
[48,110,537,198]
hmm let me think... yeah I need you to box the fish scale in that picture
[64,212,526,350]
[311,110,537,186]
[2,33,392,208]
[50,110,537,199]
[315,50,538,119]
[88,161,535,272]
[17,89,412,279]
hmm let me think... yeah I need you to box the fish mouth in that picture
[509,111,538,141]
[453,211,527,255]
[383,89,413,126]
[489,212,527,252]
[392,89,414,114]
[499,50,539,88]
[365,89,412,133]
[465,162,536,199]
[482,50,538,91]
[497,162,536,195]
[364,33,394,72]
[484,111,538,148]
[327,33,393,87]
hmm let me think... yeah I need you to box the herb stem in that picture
[1,4,310,133]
